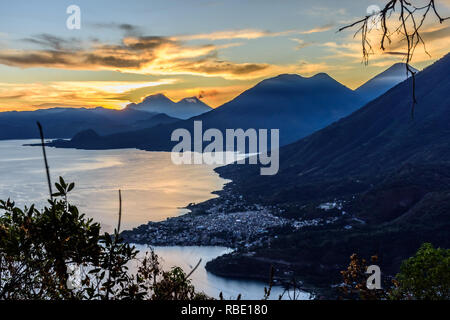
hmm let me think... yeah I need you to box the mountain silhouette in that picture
[126,94,212,119]
[356,62,418,102]
[196,73,366,145]
[53,72,369,149]
[0,107,175,140]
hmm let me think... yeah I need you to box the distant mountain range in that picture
[193,73,367,145]
[0,92,210,141]
[50,68,406,150]
[1,62,414,144]
[0,107,179,140]
[356,62,418,102]
[205,53,450,288]
[126,94,212,119]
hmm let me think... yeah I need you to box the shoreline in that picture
[120,186,345,299]
[131,243,315,299]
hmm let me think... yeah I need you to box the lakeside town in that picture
[121,190,365,250]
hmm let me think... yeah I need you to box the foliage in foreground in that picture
[0,177,208,300]
[340,243,449,300]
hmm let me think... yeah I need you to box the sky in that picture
[0,0,449,111]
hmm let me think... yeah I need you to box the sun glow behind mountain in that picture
[0,0,449,111]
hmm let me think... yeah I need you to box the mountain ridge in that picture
[356,62,419,102]
[0,107,176,140]
[53,70,369,150]
[126,93,212,119]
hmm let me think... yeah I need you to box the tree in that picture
[339,254,388,300]
[391,243,449,300]
[339,243,449,300]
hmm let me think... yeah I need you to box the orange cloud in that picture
[0,80,178,111]
[0,34,271,80]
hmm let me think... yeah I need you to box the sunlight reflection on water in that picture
[0,139,229,232]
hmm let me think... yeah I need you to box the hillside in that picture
[356,63,418,102]
[204,53,450,290]
[216,54,450,204]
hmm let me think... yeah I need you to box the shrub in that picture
[0,177,207,300]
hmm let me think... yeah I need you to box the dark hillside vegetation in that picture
[205,54,450,290]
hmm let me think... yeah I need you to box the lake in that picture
[0,139,231,231]
[134,245,309,300]
[0,139,309,299]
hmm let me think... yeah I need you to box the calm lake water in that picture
[0,139,309,299]
[0,139,229,231]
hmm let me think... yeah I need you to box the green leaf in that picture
[59,176,67,189]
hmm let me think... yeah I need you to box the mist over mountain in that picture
[356,63,418,102]
[126,94,212,119]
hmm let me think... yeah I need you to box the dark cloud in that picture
[421,26,450,41]
[123,36,174,50]
[185,61,269,75]
[0,94,26,100]
[197,89,219,99]
[0,49,146,69]
[93,23,142,36]
[384,51,408,56]
[119,24,138,32]
[83,53,146,68]
[0,51,73,67]
[22,34,81,50]
[1,34,171,69]
[386,26,449,51]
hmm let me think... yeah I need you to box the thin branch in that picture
[338,0,449,116]
[185,258,202,279]
[117,190,122,233]
[36,122,52,201]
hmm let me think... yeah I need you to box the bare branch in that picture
[36,122,53,201]
[338,0,449,115]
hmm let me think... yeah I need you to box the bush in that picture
[339,243,449,300]
[0,177,208,300]
[391,243,449,300]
